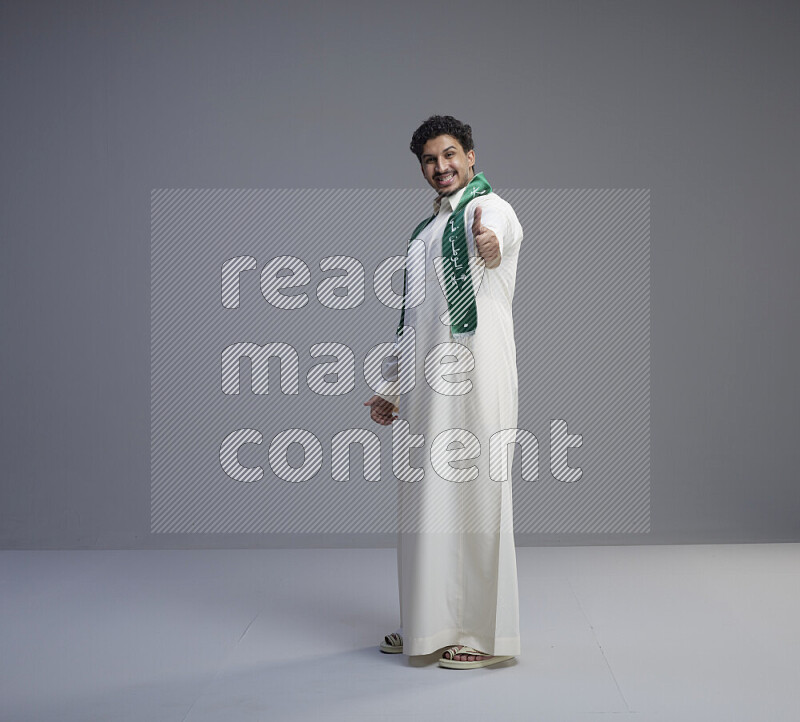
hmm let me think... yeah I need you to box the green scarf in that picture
[396,172,492,338]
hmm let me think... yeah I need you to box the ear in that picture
[467,149,475,169]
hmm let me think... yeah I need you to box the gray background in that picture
[1,0,798,548]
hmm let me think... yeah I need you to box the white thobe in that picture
[378,184,523,657]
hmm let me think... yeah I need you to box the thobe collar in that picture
[433,185,468,216]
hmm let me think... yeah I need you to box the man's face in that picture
[419,134,475,195]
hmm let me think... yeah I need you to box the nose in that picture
[435,156,448,173]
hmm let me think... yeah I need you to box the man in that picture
[364,115,523,669]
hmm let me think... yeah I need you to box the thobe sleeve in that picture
[375,346,401,409]
[374,245,408,410]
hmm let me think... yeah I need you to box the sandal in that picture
[379,631,403,654]
[438,645,514,669]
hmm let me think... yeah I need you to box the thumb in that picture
[472,206,482,234]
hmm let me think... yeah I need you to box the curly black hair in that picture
[409,115,474,162]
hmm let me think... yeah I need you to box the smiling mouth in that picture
[435,172,456,185]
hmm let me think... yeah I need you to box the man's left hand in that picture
[472,206,501,269]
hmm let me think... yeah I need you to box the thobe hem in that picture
[403,629,520,657]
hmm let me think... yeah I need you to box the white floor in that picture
[1,544,798,721]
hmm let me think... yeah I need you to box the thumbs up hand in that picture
[472,206,501,269]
